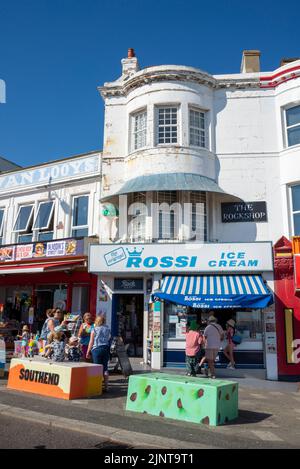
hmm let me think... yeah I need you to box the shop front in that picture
[0,237,97,353]
[273,236,300,381]
[89,241,276,378]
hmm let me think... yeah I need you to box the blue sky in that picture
[0,0,299,168]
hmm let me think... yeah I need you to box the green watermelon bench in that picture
[126,373,238,426]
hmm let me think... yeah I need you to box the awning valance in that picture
[0,259,86,275]
[154,275,273,309]
[101,172,234,201]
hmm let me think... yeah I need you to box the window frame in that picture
[0,208,4,245]
[285,104,300,148]
[155,191,178,241]
[0,208,5,237]
[33,201,55,231]
[189,107,206,148]
[156,105,180,146]
[130,108,147,152]
[290,184,300,235]
[190,191,207,242]
[71,194,89,238]
[13,204,34,233]
[37,231,54,241]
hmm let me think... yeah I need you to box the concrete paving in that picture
[1,367,300,449]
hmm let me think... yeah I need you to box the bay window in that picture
[189,108,206,148]
[157,107,178,144]
[131,110,147,151]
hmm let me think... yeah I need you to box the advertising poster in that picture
[0,246,14,261]
[266,334,277,354]
[46,241,66,257]
[15,244,33,261]
[33,242,47,258]
[65,239,78,256]
[28,307,34,325]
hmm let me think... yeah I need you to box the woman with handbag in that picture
[223,319,237,369]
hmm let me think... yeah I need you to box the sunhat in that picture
[22,325,29,331]
[208,315,217,322]
[69,336,79,344]
[227,319,236,328]
[189,320,198,331]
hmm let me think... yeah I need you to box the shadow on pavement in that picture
[228,409,273,425]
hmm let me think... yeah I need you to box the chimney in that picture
[280,57,300,67]
[121,48,140,77]
[240,50,261,73]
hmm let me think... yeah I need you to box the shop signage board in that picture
[7,357,103,399]
[114,278,144,291]
[0,238,84,263]
[221,202,267,223]
[0,154,99,194]
[89,242,273,273]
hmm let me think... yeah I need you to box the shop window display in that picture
[164,303,207,340]
[164,303,263,342]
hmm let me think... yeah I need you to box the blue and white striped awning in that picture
[154,275,273,309]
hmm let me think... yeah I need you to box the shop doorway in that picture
[115,294,144,357]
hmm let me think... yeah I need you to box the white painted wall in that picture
[0,152,101,244]
[99,58,300,245]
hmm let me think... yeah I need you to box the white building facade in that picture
[0,151,101,332]
[89,50,300,379]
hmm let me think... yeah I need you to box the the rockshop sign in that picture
[89,242,273,273]
[221,202,268,223]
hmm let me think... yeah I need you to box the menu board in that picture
[152,302,161,352]
[264,309,277,354]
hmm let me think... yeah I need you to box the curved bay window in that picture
[190,191,207,241]
[155,191,178,241]
[126,190,207,242]
[128,192,147,242]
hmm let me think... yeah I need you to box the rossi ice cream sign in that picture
[89,242,273,273]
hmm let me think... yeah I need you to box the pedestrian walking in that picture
[203,316,224,379]
[86,315,111,392]
[78,312,94,360]
[185,320,203,376]
[223,319,236,369]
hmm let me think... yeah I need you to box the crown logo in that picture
[126,247,144,257]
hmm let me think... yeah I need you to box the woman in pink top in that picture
[185,320,203,376]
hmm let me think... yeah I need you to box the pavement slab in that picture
[0,370,300,449]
